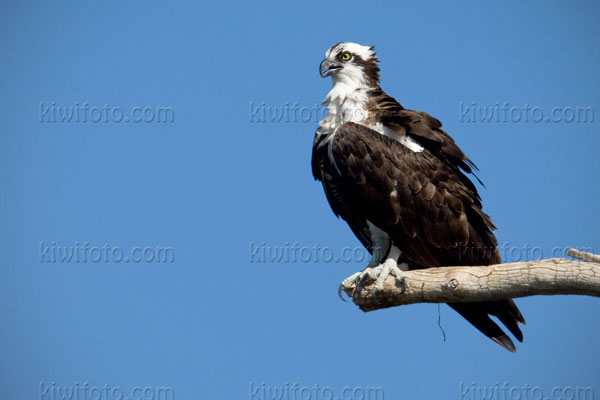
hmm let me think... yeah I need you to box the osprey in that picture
[312,42,525,352]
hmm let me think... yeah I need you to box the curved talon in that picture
[398,278,407,294]
[372,287,381,304]
[355,275,364,292]
[338,271,362,301]
[338,284,349,302]
[358,272,370,291]
[355,271,370,292]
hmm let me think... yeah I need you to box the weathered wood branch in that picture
[342,249,600,312]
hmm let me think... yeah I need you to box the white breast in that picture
[319,82,369,133]
[319,78,424,153]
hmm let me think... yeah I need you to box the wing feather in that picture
[329,122,496,267]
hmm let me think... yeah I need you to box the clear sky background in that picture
[1,1,599,399]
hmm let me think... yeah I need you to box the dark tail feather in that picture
[448,300,524,352]
[487,299,525,342]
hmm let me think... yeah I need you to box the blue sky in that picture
[1,1,599,399]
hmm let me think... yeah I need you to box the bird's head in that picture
[319,42,380,87]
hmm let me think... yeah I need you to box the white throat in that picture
[319,72,372,133]
[318,77,425,153]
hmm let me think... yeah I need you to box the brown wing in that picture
[312,129,374,252]
[329,122,498,267]
[368,89,480,180]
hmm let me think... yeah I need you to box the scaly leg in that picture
[372,246,408,302]
[337,233,390,301]
[338,245,408,301]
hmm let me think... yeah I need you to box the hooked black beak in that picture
[320,59,342,78]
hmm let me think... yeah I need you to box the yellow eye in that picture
[341,52,351,61]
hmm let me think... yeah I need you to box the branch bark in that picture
[343,249,600,312]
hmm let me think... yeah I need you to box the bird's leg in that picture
[372,246,408,302]
[338,239,400,301]
[338,223,407,301]
[338,237,390,301]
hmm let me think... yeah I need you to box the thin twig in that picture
[568,248,600,263]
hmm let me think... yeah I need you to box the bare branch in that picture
[342,250,600,312]
[568,248,600,263]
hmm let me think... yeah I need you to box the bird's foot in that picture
[338,265,378,301]
[338,260,407,302]
[372,259,407,303]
